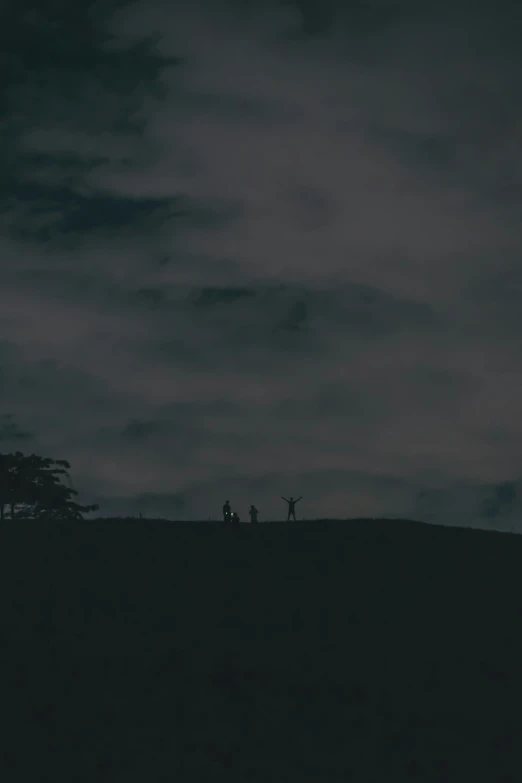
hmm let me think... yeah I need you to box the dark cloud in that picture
[4,182,181,241]
[480,480,517,523]
[193,286,257,307]
[294,0,336,36]
[278,299,308,331]
[4,3,181,135]
[0,414,35,444]
[414,477,521,532]
[122,417,160,440]
[1,0,521,526]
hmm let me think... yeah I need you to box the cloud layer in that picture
[2,0,522,527]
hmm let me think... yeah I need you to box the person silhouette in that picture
[249,505,259,523]
[231,511,240,524]
[222,500,231,523]
[281,495,302,521]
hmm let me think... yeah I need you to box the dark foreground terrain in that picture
[1,516,521,781]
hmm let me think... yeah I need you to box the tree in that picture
[0,451,67,520]
[29,477,99,520]
[0,451,99,521]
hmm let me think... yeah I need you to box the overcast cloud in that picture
[2,0,522,527]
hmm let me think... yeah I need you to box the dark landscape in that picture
[1,516,521,781]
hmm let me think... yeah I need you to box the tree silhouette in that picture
[0,451,99,521]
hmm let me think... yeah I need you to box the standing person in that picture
[249,505,259,523]
[222,500,231,523]
[281,495,302,521]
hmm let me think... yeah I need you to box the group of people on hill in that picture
[222,495,302,524]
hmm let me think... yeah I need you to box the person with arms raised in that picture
[281,495,302,521]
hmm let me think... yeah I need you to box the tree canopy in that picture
[0,451,99,521]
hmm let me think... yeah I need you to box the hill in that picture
[0,516,521,781]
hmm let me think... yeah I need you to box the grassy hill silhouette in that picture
[1,516,521,781]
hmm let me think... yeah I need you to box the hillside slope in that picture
[1,517,521,781]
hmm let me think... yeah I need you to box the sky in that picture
[2,0,522,527]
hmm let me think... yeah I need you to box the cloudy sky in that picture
[2,0,522,527]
